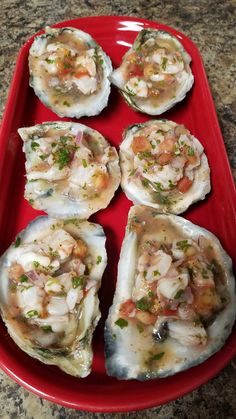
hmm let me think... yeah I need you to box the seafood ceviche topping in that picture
[105,206,235,380]
[18,122,120,218]
[111,29,193,115]
[29,27,112,117]
[8,223,102,348]
[0,217,107,376]
[120,120,210,213]
[116,235,228,347]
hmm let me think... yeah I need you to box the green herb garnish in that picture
[42,325,53,332]
[19,274,28,283]
[161,57,168,70]
[174,289,184,299]
[150,352,165,361]
[26,310,39,318]
[187,147,195,156]
[82,159,88,168]
[14,237,21,247]
[33,261,40,268]
[135,297,151,312]
[96,255,102,264]
[31,141,39,151]
[115,318,128,329]
[72,276,86,289]
[55,148,70,170]
[176,240,191,252]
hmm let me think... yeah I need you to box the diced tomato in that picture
[159,138,176,152]
[131,135,151,154]
[177,176,193,193]
[120,299,136,317]
[158,152,173,165]
[161,309,178,316]
[74,69,89,78]
[127,63,144,78]
[135,310,156,325]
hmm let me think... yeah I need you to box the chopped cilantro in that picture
[26,309,39,318]
[153,182,164,191]
[31,141,39,151]
[45,58,55,64]
[82,159,88,168]
[33,261,40,268]
[155,192,171,205]
[188,147,195,156]
[72,275,86,289]
[141,178,149,187]
[55,148,70,170]
[39,153,48,161]
[153,270,160,276]
[174,289,185,299]
[19,274,28,283]
[161,57,168,70]
[96,255,102,264]
[14,237,21,247]
[63,61,73,69]
[63,101,71,107]
[42,325,53,332]
[148,291,154,297]
[138,151,152,160]
[168,179,175,189]
[135,297,151,312]
[115,318,128,329]
[150,352,165,361]
[29,198,34,204]
[176,240,191,252]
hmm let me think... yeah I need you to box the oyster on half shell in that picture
[119,120,210,214]
[18,121,121,219]
[0,217,107,377]
[29,26,112,118]
[105,205,235,380]
[111,28,194,115]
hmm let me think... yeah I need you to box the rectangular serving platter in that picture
[0,16,235,413]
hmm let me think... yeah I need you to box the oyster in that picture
[0,216,107,377]
[119,120,210,214]
[110,28,194,115]
[105,205,235,380]
[29,26,112,118]
[18,121,121,218]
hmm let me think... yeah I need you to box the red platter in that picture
[0,16,235,412]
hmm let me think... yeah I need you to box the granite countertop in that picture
[0,0,235,417]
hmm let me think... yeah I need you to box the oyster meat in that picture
[0,216,107,377]
[105,205,235,380]
[29,26,112,118]
[110,28,194,115]
[18,121,121,218]
[119,119,210,214]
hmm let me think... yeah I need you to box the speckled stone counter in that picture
[0,1,235,418]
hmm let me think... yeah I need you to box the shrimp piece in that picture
[138,250,172,282]
[157,270,189,300]
[46,229,76,261]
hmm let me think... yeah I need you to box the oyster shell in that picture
[119,120,210,214]
[0,216,107,377]
[105,205,235,380]
[29,26,112,118]
[110,28,194,115]
[18,121,121,218]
